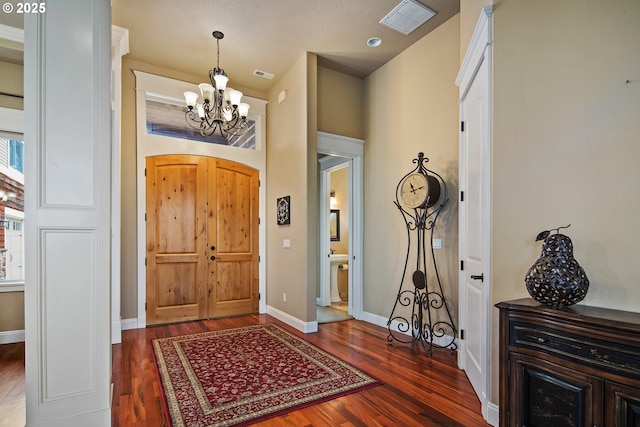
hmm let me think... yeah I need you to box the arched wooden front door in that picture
[145,155,259,325]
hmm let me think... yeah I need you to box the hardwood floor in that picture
[0,316,489,426]
[0,342,25,427]
[112,315,490,427]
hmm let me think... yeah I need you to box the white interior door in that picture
[457,6,493,421]
[460,57,489,400]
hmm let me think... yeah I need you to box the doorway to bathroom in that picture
[317,132,364,324]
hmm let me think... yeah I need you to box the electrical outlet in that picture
[283,293,287,302]
[433,238,442,249]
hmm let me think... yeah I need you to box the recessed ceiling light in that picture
[367,37,382,48]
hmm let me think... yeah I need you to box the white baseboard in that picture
[0,329,25,344]
[112,321,122,344]
[486,401,500,426]
[121,318,139,331]
[266,305,318,333]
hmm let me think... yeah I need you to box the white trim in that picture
[0,107,24,134]
[120,318,139,331]
[456,6,493,92]
[0,24,24,44]
[0,329,25,344]
[111,25,129,345]
[134,71,268,327]
[486,402,500,427]
[266,305,318,333]
[0,282,24,292]
[317,132,365,320]
[456,5,493,423]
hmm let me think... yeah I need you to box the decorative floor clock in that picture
[387,152,457,355]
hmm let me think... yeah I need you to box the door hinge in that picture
[461,121,465,132]
[460,329,465,340]
[259,179,261,187]
[258,255,261,262]
[258,293,261,300]
[145,302,147,311]
[460,260,464,270]
[460,191,464,202]
[145,257,147,266]
[258,217,261,225]
[507,359,511,376]
[144,168,146,176]
[145,213,147,221]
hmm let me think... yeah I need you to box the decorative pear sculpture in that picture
[525,225,589,307]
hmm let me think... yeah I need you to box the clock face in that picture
[399,172,429,209]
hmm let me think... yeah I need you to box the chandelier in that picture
[183,31,250,139]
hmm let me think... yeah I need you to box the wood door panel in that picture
[216,261,253,301]
[146,156,208,325]
[209,159,259,317]
[216,164,254,253]
[156,263,198,307]
[156,164,199,253]
[147,155,258,324]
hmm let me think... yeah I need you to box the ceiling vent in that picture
[379,0,436,35]
[253,69,275,80]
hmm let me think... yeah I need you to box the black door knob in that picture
[470,273,484,282]
[210,255,216,261]
[210,245,215,250]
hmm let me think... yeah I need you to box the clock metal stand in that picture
[387,152,457,355]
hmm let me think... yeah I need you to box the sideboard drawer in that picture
[510,321,640,380]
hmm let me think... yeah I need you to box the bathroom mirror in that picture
[330,209,340,241]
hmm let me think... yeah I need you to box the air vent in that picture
[379,0,436,35]
[253,69,275,80]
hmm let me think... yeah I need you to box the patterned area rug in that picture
[153,323,381,427]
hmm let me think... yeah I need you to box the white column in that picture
[24,1,112,426]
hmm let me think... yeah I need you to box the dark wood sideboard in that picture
[497,298,640,427]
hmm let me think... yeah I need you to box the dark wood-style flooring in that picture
[0,315,489,426]
[112,315,490,427]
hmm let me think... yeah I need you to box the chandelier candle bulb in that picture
[184,91,199,109]
[213,74,228,92]
[238,103,250,118]
[199,83,215,103]
[228,89,243,107]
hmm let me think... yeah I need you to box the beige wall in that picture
[487,0,640,404]
[318,66,365,140]
[0,291,24,331]
[266,53,318,321]
[363,15,460,319]
[0,61,23,110]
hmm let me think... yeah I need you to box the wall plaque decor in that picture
[276,196,290,225]
[387,152,457,355]
[525,224,589,306]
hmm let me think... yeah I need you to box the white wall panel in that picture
[24,0,112,425]
[42,2,96,208]
[41,230,97,401]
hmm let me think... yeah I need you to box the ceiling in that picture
[111,0,459,93]
[0,1,460,94]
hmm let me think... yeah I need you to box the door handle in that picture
[470,273,484,282]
